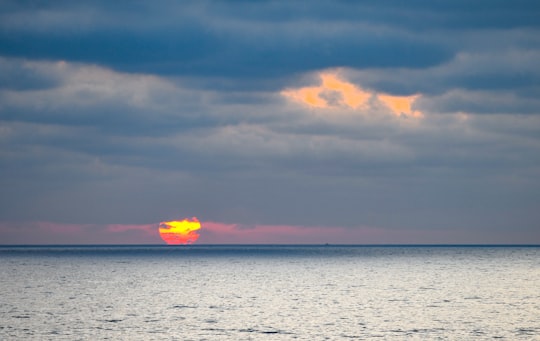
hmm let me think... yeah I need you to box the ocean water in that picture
[1,246,539,340]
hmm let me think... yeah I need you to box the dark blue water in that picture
[1,245,539,340]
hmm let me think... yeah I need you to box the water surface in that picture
[1,245,539,340]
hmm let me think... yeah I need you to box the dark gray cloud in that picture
[0,26,449,80]
[1,1,539,243]
[1,1,539,94]
[0,1,459,81]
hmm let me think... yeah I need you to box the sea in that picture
[1,245,539,340]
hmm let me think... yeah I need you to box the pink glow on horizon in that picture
[106,224,156,235]
[0,221,161,244]
[0,220,527,245]
[198,221,461,244]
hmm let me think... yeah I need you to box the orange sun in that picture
[159,217,201,245]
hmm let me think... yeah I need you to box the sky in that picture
[1,0,539,244]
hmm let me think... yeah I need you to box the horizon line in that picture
[1,243,539,247]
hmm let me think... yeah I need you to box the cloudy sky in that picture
[1,0,539,244]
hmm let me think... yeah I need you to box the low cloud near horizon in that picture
[1,1,539,244]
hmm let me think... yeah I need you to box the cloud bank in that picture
[1,1,539,243]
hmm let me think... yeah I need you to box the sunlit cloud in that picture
[282,86,329,108]
[377,93,423,118]
[281,72,370,109]
[320,73,371,109]
[282,71,423,118]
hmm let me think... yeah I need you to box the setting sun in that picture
[159,217,201,245]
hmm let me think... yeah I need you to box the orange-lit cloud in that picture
[320,73,371,108]
[159,217,201,245]
[282,73,370,109]
[377,94,423,118]
[282,71,423,118]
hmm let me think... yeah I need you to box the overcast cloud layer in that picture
[1,1,539,244]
